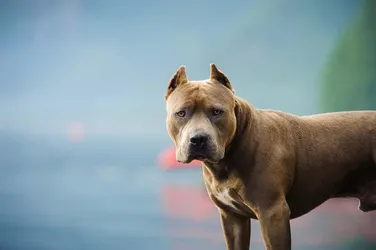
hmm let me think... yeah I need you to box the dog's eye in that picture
[212,109,223,116]
[176,111,186,117]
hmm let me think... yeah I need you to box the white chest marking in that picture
[214,189,238,210]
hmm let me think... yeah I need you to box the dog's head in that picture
[164,64,237,164]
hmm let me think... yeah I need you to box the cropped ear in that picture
[165,65,188,100]
[209,64,234,93]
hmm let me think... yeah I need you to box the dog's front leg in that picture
[258,200,291,250]
[220,211,250,250]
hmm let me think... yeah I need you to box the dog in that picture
[164,64,376,250]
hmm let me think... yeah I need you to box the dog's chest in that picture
[202,167,250,214]
[205,177,242,212]
[211,188,238,210]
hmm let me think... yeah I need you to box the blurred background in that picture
[0,0,375,249]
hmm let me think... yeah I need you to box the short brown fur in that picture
[165,64,376,250]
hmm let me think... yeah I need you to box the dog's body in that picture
[164,64,376,250]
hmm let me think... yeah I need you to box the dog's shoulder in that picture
[256,109,300,134]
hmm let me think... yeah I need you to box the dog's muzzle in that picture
[188,132,212,161]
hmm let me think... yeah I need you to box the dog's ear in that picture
[209,64,234,93]
[165,65,188,100]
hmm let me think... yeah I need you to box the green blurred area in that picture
[320,0,376,112]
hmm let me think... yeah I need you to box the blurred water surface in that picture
[1,135,376,250]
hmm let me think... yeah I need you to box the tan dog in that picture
[164,64,376,250]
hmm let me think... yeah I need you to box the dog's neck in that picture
[203,96,258,180]
[226,97,257,155]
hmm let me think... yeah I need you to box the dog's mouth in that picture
[192,153,221,164]
[177,145,222,164]
[193,154,207,161]
[177,153,220,164]
[181,153,209,163]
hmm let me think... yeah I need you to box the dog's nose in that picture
[190,133,208,148]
